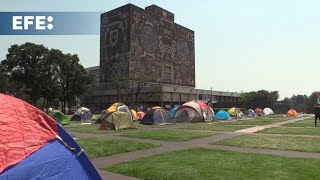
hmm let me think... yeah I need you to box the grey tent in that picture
[71,107,93,121]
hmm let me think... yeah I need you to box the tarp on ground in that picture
[141,107,173,125]
[214,110,232,120]
[49,110,70,125]
[175,100,214,123]
[263,108,274,115]
[99,110,133,131]
[0,93,101,179]
[287,109,298,117]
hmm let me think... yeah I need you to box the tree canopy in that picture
[240,90,279,109]
[1,42,92,107]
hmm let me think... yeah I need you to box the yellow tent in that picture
[99,111,133,131]
[227,107,237,117]
[131,109,138,120]
[107,103,119,112]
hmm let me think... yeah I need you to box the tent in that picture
[214,110,232,120]
[107,102,134,121]
[48,110,70,125]
[174,100,214,123]
[247,109,257,117]
[263,108,274,115]
[99,110,133,131]
[287,109,298,117]
[140,107,173,125]
[137,111,145,119]
[254,108,263,116]
[131,109,138,121]
[227,107,237,117]
[71,107,93,121]
[108,102,130,113]
[0,93,101,179]
[169,108,177,118]
[227,107,243,118]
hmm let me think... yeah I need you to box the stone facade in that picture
[83,4,240,112]
[100,4,195,87]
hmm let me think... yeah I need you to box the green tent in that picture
[49,110,70,125]
[99,111,133,131]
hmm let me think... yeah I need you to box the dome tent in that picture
[140,107,173,125]
[254,108,263,116]
[97,102,133,130]
[287,109,298,117]
[0,93,101,179]
[246,109,257,117]
[174,100,214,123]
[48,110,70,125]
[107,102,134,121]
[263,108,274,115]
[170,107,177,118]
[214,110,232,120]
[71,107,92,121]
[227,107,243,118]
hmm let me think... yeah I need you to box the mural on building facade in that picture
[100,6,130,82]
[101,4,195,87]
[130,5,195,87]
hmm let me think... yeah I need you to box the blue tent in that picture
[169,108,177,118]
[214,110,232,120]
[0,93,101,180]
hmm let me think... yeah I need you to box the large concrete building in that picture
[100,4,195,86]
[84,4,240,111]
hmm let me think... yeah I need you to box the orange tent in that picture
[254,108,263,116]
[287,109,298,117]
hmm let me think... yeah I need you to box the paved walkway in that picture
[235,117,306,133]
[71,116,317,180]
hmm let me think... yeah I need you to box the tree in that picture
[240,90,279,109]
[113,74,161,107]
[290,94,308,112]
[1,43,55,105]
[56,53,91,109]
[0,64,6,93]
[306,92,320,113]
[41,49,64,105]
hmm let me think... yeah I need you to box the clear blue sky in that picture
[1,0,320,99]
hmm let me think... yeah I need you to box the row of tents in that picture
[48,102,300,130]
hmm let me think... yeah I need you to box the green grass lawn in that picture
[106,148,320,180]
[177,123,255,131]
[64,122,142,134]
[64,123,115,134]
[213,134,320,153]
[118,129,214,141]
[76,137,160,159]
[258,127,320,136]
[175,116,293,132]
[283,119,315,127]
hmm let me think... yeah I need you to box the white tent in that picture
[263,108,274,115]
